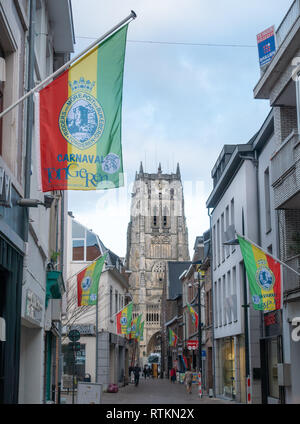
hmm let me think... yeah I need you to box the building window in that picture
[227,270,232,324]
[225,205,230,257]
[223,275,226,325]
[115,290,118,314]
[221,213,225,262]
[217,219,220,266]
[230,198,235,253]
[264,168,271,233]
[213,225,216,270]
[72,239,84,261]
[214,281,218,328]
[218,278,222,327]
[72,220,102,262]
[109,286,113,317]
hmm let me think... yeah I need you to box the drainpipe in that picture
[23,0,36,243]
[208,207,215,397]
[57,191,65,403]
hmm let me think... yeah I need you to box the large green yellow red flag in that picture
[237,235,282,311]
[77,254,106,306]
[37,24,128,191]
[116,303,133,335]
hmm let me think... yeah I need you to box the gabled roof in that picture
[167,261,191,299]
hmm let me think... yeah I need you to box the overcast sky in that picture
[68,0,292,259]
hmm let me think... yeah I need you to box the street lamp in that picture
[190,260,205,397]
[223,218,250,403]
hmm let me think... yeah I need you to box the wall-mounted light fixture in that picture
[17,194,55,209]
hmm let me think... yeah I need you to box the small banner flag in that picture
[187,302,198,329]
[137,321,144,342]
[77,254,106,306]
[169,328,178,347]
[37,24,128,191]
[116,303,133,335]
[131,314,142,340]
[237,235,282,311]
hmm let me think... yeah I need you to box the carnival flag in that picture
[36,24,128,192]
[77,254,106,306]
[116,303,133,335]
[137,321,144,342]
[187,302,198,329]
[169,328,178,347]
[131,314,142,340]
[237,234,282,311]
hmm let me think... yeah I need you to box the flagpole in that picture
[237,232,300,277]
[0,10,137,120]
[95,284,99,383]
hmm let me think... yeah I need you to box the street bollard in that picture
[198,372,202,398]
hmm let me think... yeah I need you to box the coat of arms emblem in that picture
[59,77,105,150]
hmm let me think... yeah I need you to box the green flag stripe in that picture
[96,25,128,187]
[88,254,106,305]
[237,236,263,309]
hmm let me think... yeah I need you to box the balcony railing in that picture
[283,254,300,293]
[271,130,299,185]
[276,0,300,48]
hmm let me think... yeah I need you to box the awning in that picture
[46,271,65,308]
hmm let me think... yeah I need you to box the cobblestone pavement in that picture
[61,377,236,404]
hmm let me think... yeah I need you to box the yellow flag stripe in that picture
[67,48,98,190]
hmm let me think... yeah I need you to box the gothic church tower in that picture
[125,163,189,359]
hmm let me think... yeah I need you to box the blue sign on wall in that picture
[257,26,276,68]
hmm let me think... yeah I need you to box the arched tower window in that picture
[163,206,170,228]
[152,261,165,283]
[152,205,158,228]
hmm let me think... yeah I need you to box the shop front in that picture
[260,310,283,404]
[219,336,235,399]
[0,236,23,404]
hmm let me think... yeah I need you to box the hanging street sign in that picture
[68,329,81,342]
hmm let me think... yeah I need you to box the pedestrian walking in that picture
[184,369,193,394]
[129,365,134,384]
[143,365,148,379]
[170,367,176,383]
[134,363,141,386]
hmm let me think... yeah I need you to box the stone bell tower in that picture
[125,163,189,361]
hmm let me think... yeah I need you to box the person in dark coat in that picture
[143,365,148,379]
[134,364,141,386]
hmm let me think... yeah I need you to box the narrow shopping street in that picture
[62,377,235,405]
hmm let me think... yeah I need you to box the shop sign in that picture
[187,340,198,350]
[69,324,95,335]
[264,310,281,337]
[25,289,43,325]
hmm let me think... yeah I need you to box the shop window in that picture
[220,337,235,399]
[62,344,86,383]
